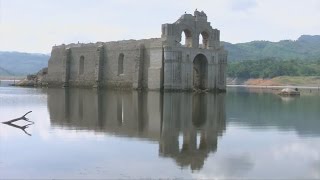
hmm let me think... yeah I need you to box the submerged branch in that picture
[2,111,34,136]
[3,111,33,124]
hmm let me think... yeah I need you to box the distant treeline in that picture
[227,58,320,78]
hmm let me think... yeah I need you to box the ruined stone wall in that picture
[46,46,69,86]
[102,40,142,89]
[46,10,227,91]
[162,46,226,91]
[46,38,163,89]
[101,38,162,89]
[144,40,163,90]
[68,45,100,87]
[160,11,227,92]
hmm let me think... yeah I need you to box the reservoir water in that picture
[1,81,320,179]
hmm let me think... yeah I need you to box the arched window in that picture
[118,53,124,75]
[199,31,209,49]
[181,29,192,47]
[199,35,203,48]
[79,56,84,75]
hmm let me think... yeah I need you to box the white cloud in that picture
[229,0,258,11]
[0,0,319,53]
[272,142,320,161]
[197,153,254,178]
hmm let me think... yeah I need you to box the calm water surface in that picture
[1,81,320,179]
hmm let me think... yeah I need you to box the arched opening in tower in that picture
[193,54,208,90]
[181,29,192,47]
[199,31,209,49]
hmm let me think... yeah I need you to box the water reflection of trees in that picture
[227,88,320,136]
[47,89,226,170]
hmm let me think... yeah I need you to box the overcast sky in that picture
[0,0,320,53]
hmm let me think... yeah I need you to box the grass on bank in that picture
[272,76,320,86]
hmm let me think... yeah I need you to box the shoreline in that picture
[0,78,24,81]
[227,84,320,90]
[227,76,320,89]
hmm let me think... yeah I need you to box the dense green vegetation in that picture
[225,35,320,79]
[228,59,320,78]
[223,35,320,61]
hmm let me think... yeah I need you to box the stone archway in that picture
[193,54,208,90]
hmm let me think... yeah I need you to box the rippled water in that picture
[1,81,320,179]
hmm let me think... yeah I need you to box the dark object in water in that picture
[2,111,34,136]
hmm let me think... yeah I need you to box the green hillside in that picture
[0,35,319,78]
[226,35,320,79]
[0,51,49,76]
[228,59,320,79]
[223,35,320,61]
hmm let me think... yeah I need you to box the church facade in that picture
[45,10,227,91]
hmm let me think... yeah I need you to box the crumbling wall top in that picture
[175,10,208,24]
[194,10,207,21]
[162,10,221,49]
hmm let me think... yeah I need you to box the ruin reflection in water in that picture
[47,89,226,170]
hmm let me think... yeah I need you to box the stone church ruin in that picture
[45,10,228,91]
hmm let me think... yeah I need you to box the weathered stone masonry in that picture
[46,10,228,91]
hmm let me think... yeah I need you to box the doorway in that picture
[193,54,208,90]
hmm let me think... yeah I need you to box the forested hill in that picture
[0,51,49,76]
[223,35,320,61]
[1,35,320,77]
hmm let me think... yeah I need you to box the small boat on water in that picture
[278,88,300,96]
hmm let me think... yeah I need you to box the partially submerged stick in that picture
[2,111,33,124]
[2,111,34,136]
